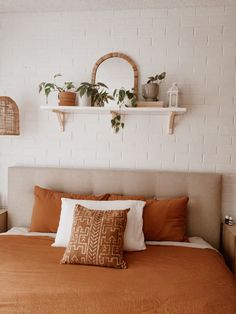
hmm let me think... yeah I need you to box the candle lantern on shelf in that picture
[168,83,179,108]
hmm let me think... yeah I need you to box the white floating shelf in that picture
[40,105,187,134]
[40,105,186,115]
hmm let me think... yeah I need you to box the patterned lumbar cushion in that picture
[61,205,128,269]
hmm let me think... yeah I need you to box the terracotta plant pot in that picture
[142,83,159,101]
[58,92,76,106]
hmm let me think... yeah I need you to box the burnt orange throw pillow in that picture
[108,194,189,242]
[108,194,145,201]
[143,197,189,241]
[30,186,109,233]
[61,205,128,269]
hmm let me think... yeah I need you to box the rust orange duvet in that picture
[0,235,236,314]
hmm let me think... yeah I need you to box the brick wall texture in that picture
[0,5,236,218]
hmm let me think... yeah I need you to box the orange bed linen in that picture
[0,235,236,314]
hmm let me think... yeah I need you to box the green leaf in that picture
[148,76,155,83]
[131,98,137,107]
[126,91,133,99]
[54,73,62,78]
[38,82,45,93]
[113,89,117,97]
[158,72,166,80]
[81,82,91,86]
[64,82,75,90]
[87,89,93,97]
[120,89,126,100]
[47,83,55,89]
[45,89,51,98]
[97,82,108,88]
[75,86,82,92]
[79,86,86,97]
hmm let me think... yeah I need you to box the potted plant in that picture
[76,82,113,107]
[39,74,78,106]
[142,72,166,101]
[113,88,137,107]
[76,82,93,107]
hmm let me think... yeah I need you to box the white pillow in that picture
[52,198,146,251]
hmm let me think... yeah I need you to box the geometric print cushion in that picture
[61,205,129,269]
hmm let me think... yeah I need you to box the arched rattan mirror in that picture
[91,52,139,100]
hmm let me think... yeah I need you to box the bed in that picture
[0,167,236,314]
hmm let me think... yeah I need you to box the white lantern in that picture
[168,83,179,108]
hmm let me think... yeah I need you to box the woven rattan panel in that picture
[0,96,20,135]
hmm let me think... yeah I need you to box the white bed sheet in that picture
[1,227,216,251]
[0,227,56,238]
[146,237,216,251]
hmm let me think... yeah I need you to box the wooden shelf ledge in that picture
[40,105,187,134]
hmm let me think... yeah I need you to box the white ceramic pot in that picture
[123,95,132,107]
[79,94,91,107]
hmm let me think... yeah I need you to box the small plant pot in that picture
[58,92,76,106]
[142,83,159,101]
[79,94,91,107]
[123,96,132,107]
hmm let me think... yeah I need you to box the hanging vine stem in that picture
[110,107,124,134]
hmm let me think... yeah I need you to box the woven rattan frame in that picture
[0,97,20,135]
[91,52,139,97]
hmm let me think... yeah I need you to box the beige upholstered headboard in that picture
[8,167,222,249]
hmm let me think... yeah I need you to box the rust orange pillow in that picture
[108,194,146,201]
[143,197,189,241]
[30,186,110,233]
[61,205,128,269]
[108,194,189,242]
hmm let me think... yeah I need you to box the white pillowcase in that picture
[52,198,146,251]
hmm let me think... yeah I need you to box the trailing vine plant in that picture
[110,87,137,133]
[110,111,124,134]
[113,87,137,107]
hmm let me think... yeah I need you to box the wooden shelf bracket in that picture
[53,109,65,132]
[168,112,176,135]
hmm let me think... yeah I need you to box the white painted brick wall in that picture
[0,5,236,220]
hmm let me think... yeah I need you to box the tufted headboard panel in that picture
[8,167,222,249]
